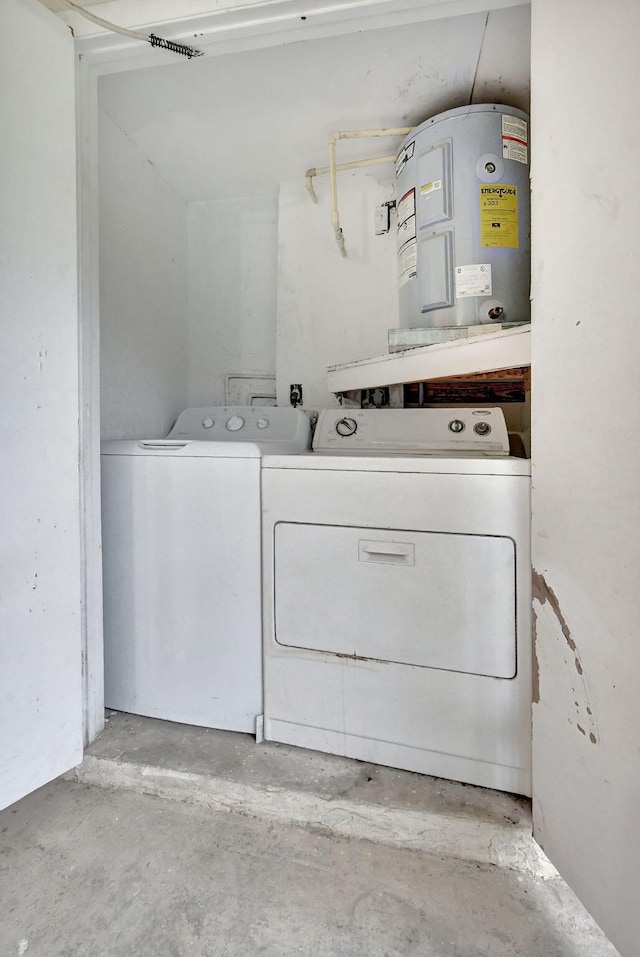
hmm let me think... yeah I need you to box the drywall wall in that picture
[0,0,83,808]
[187,196,278,406]
[99,108,188,439]
[470,3,530,113]
[530,2,640,954]
[277,172,397,409]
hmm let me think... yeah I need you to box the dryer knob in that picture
[202,417,215,429]
[335,417,358,437]
[257,418,270,429]
[226,415,245,432]
[474,421,492,436]
[448,419,465,434]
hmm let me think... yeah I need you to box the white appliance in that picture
[396,104,530,330]
[262,407,532,795]
[101,406,310,734]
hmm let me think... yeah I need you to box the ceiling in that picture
[41,0,114,10]
[96,5,530,204]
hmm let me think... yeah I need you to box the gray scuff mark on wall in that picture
[532,569,599,745]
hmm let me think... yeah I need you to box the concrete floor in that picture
[70,712,546,875]
[0,714,619,957]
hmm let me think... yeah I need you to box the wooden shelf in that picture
[327,324,531,394]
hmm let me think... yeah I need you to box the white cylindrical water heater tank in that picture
[396,104,530,329]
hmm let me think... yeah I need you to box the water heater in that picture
[395,104,530,331]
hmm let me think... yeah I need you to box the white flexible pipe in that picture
[58,0,150,41]
[57,0,204,57]
[325,127,414,256]
[328,135,346,257]
[333,128,414,140]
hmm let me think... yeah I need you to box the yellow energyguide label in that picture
[479,184,519,248]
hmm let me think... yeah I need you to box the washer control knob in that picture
[225,415,245,432]
[202,417,215,429]
[335,417,358,437]
[474,421,492,436]
[256,418,269,430]
[448,419,465,434]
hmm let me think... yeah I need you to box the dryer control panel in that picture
[313,407,509,454]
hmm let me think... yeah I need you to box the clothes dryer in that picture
[101,406,310,734]
[262,408,531,795]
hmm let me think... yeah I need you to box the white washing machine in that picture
[101,406,310,734]
[262,407,531,795]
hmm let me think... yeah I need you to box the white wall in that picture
[530,2,640,954]
[99,108,189,438]
[277,172,397,408]
[471,3,530,113]
[188,196,278,406]
[0,0,83,807]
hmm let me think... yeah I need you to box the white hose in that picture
[328,135,346,258]
[58,0,149,42]
[57,0,204,57]
[333,128,414,141]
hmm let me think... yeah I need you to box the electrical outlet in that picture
[290,384,303,407]
[374,205,390,235]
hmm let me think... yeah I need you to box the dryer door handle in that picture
[358,540,415,565]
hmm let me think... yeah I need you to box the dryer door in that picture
[274,522,517,679]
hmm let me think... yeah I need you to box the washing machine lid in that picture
[101,439,262,457]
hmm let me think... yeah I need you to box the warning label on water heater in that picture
[398,240,417,287]
[397,188,416,228]
[479,185,519,248]
[397,188,418,287]
[502,114,528,165]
